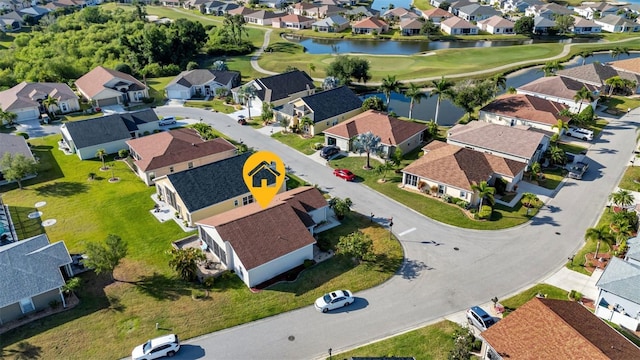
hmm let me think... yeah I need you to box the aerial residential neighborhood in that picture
[2,0,640,359]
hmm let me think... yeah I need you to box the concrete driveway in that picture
[15,119,62,138]
[152,105,636,359]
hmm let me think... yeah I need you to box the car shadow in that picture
[173,344,206,359]
[323,297,369,314]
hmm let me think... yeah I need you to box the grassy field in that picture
[501,284,569,313]
[184,99,237,113]
[619,165,640,192]
[0,136,402,359]
[271,132,324,155]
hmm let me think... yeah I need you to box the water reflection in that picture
[364,52,640,126]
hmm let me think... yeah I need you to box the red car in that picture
[333,169,356,181]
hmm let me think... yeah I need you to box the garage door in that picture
[96,97,119,107]
[16,108,40,122]
[167,90,189,100]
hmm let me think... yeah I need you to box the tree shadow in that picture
[106,295,126,313]
[34,182,89,197]
[398,258,432,280]
[371,253,403,273]
[133,273,191,301]
[1,341,42,359]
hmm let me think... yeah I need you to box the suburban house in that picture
[273,86,363,136]
[533,15,556,34]
[477,15,515,34]
[456,4,501,22]
[401,141,526,205]
[272,14,315,29]
[610,57,640,76]
[227,5,255,16]
[200,1,239,15]
[525,2,572,19]
[126,128,237,186]
[351,17,389,34]
[196,186,330,288]
[399,18,424,36]
[0,82,80,123]
[343,6,379,19]
[446,0,476,16]
[60,109,159,160]
[0,234,73,326]
[440,16,478,35]
[164,69,240,100]
[595,256,640,331]
[232,70,315,109]
[0,133,37,186]
[75,66,149,108]
[243,10,283,26]
[574,2,620,20]
[447,121,549,168]
[570,15,602,34]
[154,153,286,227]
[594,14,640,33]
[421,7,452,24]
[291,3,341,19]
[323,110,428,157]
[18,6,51,21]
[311,15,350,32]
[481,297,640,359]
[382,7,419,21]
[0,11,23,32]
[516,76,599,113]
[500,0,543,14]
[479,94,570,134]
[557,62,640,94]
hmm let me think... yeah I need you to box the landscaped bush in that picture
[458,201,470,209]
[303,259,315,268]
[202,276,215,289]
[312,143,324,150]
[16,132,29,139]
[191,289,207,299]
[118,149,129,159]
[442,194,453,203]
[316,235,332,251]
[141,97,155,104]
[478,205,492,219]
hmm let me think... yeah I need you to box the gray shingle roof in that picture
[557,62,640,86]
[0,133,35,161]
[63,109,158,149]
[596,257,640,303]
[299,86,363,124]
[166,70,240,89]
[254,70,315,103]
[0,234,71,308]
[166,153,253,212]
[0,82,78,112]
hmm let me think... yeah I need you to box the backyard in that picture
[0,136,402,359]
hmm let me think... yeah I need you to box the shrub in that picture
[478,205,492,219]
[191,289,207,299]
[202,276,215,289]
[430,185,439,194]
[303,259,315,268]
[118,149,129,158]
[316,236,332,252]
[16,132,29,139]
[442,194,452,203]
[141,97,155,104]
[313,143,324,150]
[143,131,150,136]
[458,201,470,209]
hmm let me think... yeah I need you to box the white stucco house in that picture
[164,69,240,100]
[0,82,80,123]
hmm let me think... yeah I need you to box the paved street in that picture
[151,106,638,359]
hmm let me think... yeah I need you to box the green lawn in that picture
[618,165,640,192]
[565,207,615,275]
[557,142,588,155]
[538,167,565,190]
[500,284,569,314]
[603,95,640,115]
[329,156,538,230]
[271,132,324,155]
[184,99,237,114]
[146,76,173,106]
[591,118,609,139]
[0,136,402,359]
[332,321,464,360]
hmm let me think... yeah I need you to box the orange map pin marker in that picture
[242,151,286,208]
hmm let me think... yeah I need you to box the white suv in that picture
[566,127,593,141]
[158,117,177,126]
[131,334,180,360]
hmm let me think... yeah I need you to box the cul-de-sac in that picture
[3,0,640,359]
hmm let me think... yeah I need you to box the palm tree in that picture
[530,161,541,180]
[610,47,630,61]
[42,96,59,116]
[379,75,401,110]
[96,148,107,170]
[238,85,257,120]
[573,86,594,114]
[430,76,453,126]
[353,131,381,169]
[521,192,539,215]
[0,109,18,127]
[491,74,507,93]
[605,76,625,96]
[579,50,593,65]
[404,83,426,120]
[506,86,517,94]
[609,189,635,211]
[552,118,569,137]
[585,226,615,260]
[471,180,495,209]
[541,60,563,76]
[299,116,314,136]
[167,247,207,282]
[548,145,566,165]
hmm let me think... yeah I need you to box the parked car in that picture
[158,116,177,126]
[333,168,356,181]
[131,333,180,360]
[320,145,340,159]
[315,290,354,313]
[237,115,247,125]
[566,127,593,141]
[466,306,496,331]
[566,161,589,180]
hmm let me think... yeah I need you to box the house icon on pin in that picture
[248,161,281,187]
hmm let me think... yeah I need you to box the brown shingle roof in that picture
[478,15,514,28]
[323,110,426,146]
[276,14,314,23]
[447,121,544,160]
[352,17,388,29]
[480,94,570,126]
[441,16,476,29]
[517,76,599,103]
[126,128,236,172]
[422,8,452,18]
[403,141,525,191]
[0,82,78,112]
[197,187,325,270]
[75,66,146,99]
[610,57,640,75]
[482,297,640,360]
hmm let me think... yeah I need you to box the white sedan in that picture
[314,290,354,313]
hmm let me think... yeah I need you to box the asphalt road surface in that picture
[155,106,637,359]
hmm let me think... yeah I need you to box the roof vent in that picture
[192,143,196,146]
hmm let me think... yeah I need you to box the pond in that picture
[365,52,640,126]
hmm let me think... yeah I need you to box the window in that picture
[188,162,193,169]
[438,185,445,194]
[169,167,174,173]
[405,174,418,187]
[242,194,254,205]
[234,200,239,207]
[61,103,68,112]
[460,191,466,198]
[19,297,35,314]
